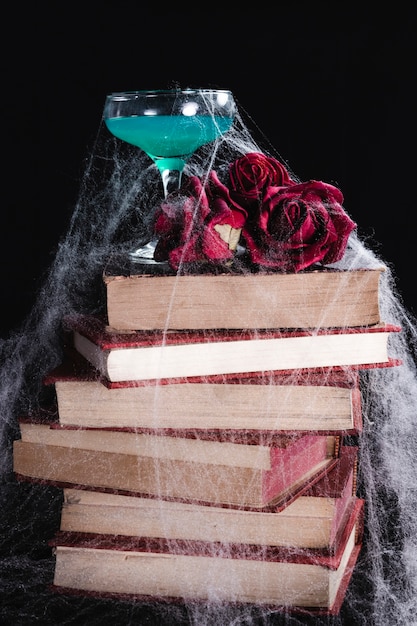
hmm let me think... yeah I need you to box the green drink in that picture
[105,114,234,174]
[103,89,236,263]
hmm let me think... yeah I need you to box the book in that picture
[59,445,358,550]
[13,421,339,510]
[63,314,401,384]
[44,354,363,435]
[49,497,364,615]
[103,262,384,331]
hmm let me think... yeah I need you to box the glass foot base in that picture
[128,238,167,265]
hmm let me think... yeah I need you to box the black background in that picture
[1,7,416,624]
[2,6,416,338]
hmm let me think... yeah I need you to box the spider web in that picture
[1,104,416,626]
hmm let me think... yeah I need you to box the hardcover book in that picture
[13,421,339,510]
[59,445,358,550]
[63,314,401,384]
[103,262,384,331]
[50,497,364,615]
[44,353,363,435]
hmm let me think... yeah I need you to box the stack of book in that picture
[13,263,401,615]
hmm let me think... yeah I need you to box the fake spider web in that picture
[1,103,416,626]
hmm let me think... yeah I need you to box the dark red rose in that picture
[154,172,247,270]
[242,180,356,271]
[228,152,295,209]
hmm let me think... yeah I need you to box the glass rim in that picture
[105,88,234,100]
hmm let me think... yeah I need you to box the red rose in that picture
[242,180,356,271]
[229,152,295,209]
[154,172,247,270]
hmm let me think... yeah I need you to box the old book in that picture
[102,263,384,331]
[50,498,364,615]
[60,446,358,550]
[44,354,363,434]
[13,421,339,510]
[63,314,401,384]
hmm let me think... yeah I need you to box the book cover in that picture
[13,422,339,510]
[59,446,358,550]
[103,262,384,331]
[49,497,364,615]
[43,352,363,435]
[17,419,322,469]
[63,314,401,384]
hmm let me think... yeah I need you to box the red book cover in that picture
[26,410,360,443]
[57,446,358,551]
[49,545,363,616]
[13,422,339,511]
[102,262,385,332]
[64,313,401,350]
[41,348,365,437]
[62,314,401,384]
[49,498,364,615]
[50,496,364,563]
[307,445,358,546]
[45,346,364,388]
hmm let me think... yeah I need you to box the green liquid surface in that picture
[105,115,233,168]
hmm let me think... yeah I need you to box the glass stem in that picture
[161,169,183,197]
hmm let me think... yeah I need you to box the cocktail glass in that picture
[103,88,236,264]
